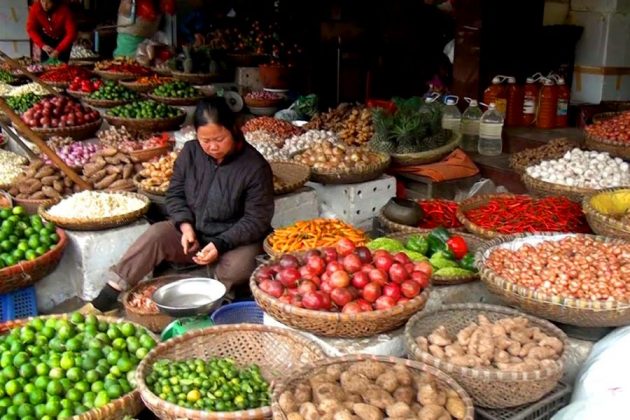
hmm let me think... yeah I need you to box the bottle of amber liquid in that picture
[536,78,558,129]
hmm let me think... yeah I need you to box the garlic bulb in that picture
[281,130,340,156]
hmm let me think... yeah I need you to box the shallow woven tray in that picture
[66,89,90,99]
[390,132,462,166]
[521,172,598,202]
[270,161,310,195]
[272,354,475,420]
[582,188,630,241]
[377,209,464,235]
[132,173,168,196]
[93,69,139,81]
[1,313,156,419]
[41,80,69,89]
[509,139,574,174]
[244,96,283,108]
[38,191,150,231]
[405,303,567,408]
[476,233,630,327]
[11,196,58,214]
[83,96,133,108]
[251,263,430,337]
[308,152,390,185]
[171,70,218,85]
[104,111,186,132]
[147,92,206,106]
[120,78,172,93]
[385,232,484,285]
[592,111,622,124]
[128,143,171,162]
[27,118,102,141]
[584,132,630,159]
[0,227,66,294]
[135,324,325,419]
[151,66,173,76]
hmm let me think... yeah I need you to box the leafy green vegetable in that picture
[366,238,405,252]
[401,249,428,262]
[406,235,429,255]
[292,94,318,119]
[434,267,476,277]
[429,251,459,270]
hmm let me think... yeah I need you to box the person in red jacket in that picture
[26,0,77,62]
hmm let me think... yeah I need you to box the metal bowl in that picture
[152,277,226,317]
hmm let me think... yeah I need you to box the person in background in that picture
[26,0,77,62]
[114,0,174,58]
[89,97,274,312]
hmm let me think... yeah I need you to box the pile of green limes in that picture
[6,93,43,114]
[0,207,59,269]
[108,100,180,119]
[87,81,137,101]
[152,81,200,98]
[146,358,270,412]
[0,312,156,419]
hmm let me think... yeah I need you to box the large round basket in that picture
[0,227,66,293]
[272,354,475,420]
[83,96,133,108]
[11,196,58,214]
[66,89,90,99]
[151,66,172,76]
[0,313,156,419]
[171,70,218,85]
[133,173,168,196]
[308,152,390,185]
[38,191,150,231]
[147,93,206,107]
[476,233,630,327]
[584,132,630,160]
[405,303,567,408]
[251,265,430,337]
[244,96,284,108]
[509,139,574,174]
[104,112,186,132]
[384,232,484,285]
[136,324,326,420]
[582,188,630,241]
[128,143,171,162]
[270,161,310,195]
[377,209,464,235]
[592,111,622,124]
[41,80,69,89]
[521,172,598,202]
[93,69,138,81]
[27,118,102,140]
[120,78,172,93]
[390,132,461,166]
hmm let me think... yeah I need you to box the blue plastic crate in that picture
[0,287,38,322]
[211,301,264,325]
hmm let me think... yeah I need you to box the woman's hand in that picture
[180,222,199,255]
[193,242,219,266]
[49,50,59,59]
[42,45,54,54]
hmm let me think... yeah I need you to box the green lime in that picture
[59,354,74,370]
[49,232,59,243]
[85,314,98,325]
[35,362,49,376]
[7,235,18,245]
[80,356,97,371]
[10,249,24,261]
[0,241,11,252]
[46,379,64,396]
[28,388,44,405]
[85,369,99,383]
[112,337,126,350]
[35,246,47,256]
[34,376,48,390]
[39,235,51,247]
[109,365,122,378]
[49,367,64,380]
[82,390,96,407]
[45,398,62,417]
[97,321,108,332]
[12,352,28,368]
[116,357,133,373]
[126,336,140,353]
[74,381,89,394]
[0,209,10,219]
[106,350,121,366]
[58,408,73,418]
[3,255,15,267]
[74,405,88,415]
[135,347,149,360]
[1,220,15,232]
[139,334,156,349]
[93,390,110,408]
[12,392,27,405]
[66,388,82,403]
[106,383,123,399]
[34,404,47,418]
[16,242,28,252]
[18,364,35,379]
[69,312,84,324]
[11,207,24,216]
[2,366,16,380]
[65,338,81,352]
[16,403,33,417]
[91,381,104,393]
[66,367,82,382]
[120,323,136,338]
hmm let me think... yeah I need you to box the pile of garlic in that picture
[8,83,50,97]
[526,148,630,189]
[251,142,288,161]
[245,130,282,147]
[47,191,146,219]
[281,130,340,156]
[70,45,98,59]
[0,150,28,186]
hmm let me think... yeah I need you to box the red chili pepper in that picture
[446,236,468,259]
[417,199,462,229]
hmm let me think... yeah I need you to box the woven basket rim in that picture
[38,191,150,229]
[476,232,630,309]
[119,77,173,87]
[171,70,218,77]
[132,173,168,196]
[135,323,326,419]
[83,96,134,107]
[306,151,390,178]
[582,188,630,234]
[29,117,102,134]
[271,354,475,420]
[104,110,186,123]
[0,227,66,278]
[389,131,461,164]
[122,275,182,316]
[93,69,145,80]
[377,209,464,235]
[66,89,90,97]
[147,93,206,106]
[11,195,58,205]
[404,303,568,381]
[269,160,310,195]
[521,171,602,197]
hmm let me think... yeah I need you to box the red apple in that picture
[347,286,361,300]
[318,292,332,310]
[393,252,412,265]
[268,264,282,275]
[374,254,395,272]
[398,297,410,305]
[368,269,388,286]
[414,261,433,278]
[401,280,421,298]
[330,271,351,288]
[320,280,333,294]
[356,299,373,312]
[362,282,382,303]
[342,254,363,274]
[411,271,430,289]
[287,288,300,297]
[298,280,318,295]
[290,295,303,308]
[279,295,292,304]
[277,268,300,288]
[279,255,300,269]
[389,263,409,284]
[306,256,326,275]
[404,263,416,274]
[260,280,284,298]
[256,266,274,282]
[342,301,363,314]
[383,283,402,301]
[321,247,338,263]
[355,246,372,264]
[374,295,396,310]
[302,292,323,310]
[360,264,376,273]
[336,238,356,257]
[304,249,322,260]
[310,275,321,287]
[351,272,370,289]
[321,272,331,284]
[373,250,390,259]
[331,287,353,307]
[299,265,315,280]
[326,261,344,274]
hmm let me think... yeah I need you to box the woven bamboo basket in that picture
[244,96,283,108]
[251,264,430,337]
[384,232,484,285]
[591,111,622,124]
[104,112,186,132]
[476,233,630,327]
[171,70,218,85]
[390,132,462,166]
[128,143,171,162]
[582,188,630,241]
[136,324,326,419]
[66,89,90,99]
[39,191,150,231]
[0,227,66,294]
[377,209,464,235]
[521,172,598,202]
[263,226,368,258]
[584,132,630,159]
[132,173,168,196]
[308,152,390,185]
[11,196,58,214]
[41,80,69,89]
[405,303,568,408]
[151,67,173,76]
[68,60,97,68]
[272,354,475,420]
[120,78,173,93]
[28,118,102,141]
[0,313,156,419]
[270,161,310,195]
[83,97,133,109]
[93,69,139,81]
[509,138,574,174]
[147,93,206,107]
[122,275,187,332]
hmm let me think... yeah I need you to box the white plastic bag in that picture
[453,178,508,202]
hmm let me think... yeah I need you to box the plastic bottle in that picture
[483,76,507,116]
[441,97,461,134]
[521,77,539,126]
[461,98,482,152]
[478,103,504,156]
[505,77,523,127]
[555,77,570,128]
[536,78,558,129]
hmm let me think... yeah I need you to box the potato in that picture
[446,397,466,419]
[393,387,414,405]
[346,394,363,404]
[363,388,395,410]
[294,382,312,404]
[279,391,298,413]
[309,373,337,387]
[418,404,450,420]
[287,413,304,420]
[326,364,344,381]
[313,382,345,404]
[340,371,370,394]
[319,399,345,415]
[391,365,412,387]
[418,384,446,406]
[428,326,452,346]
[385,402,413,418]
[376,372,398,393]
[332,410,354,420]
[299,402,319,420]
[42,186,61,200]
[349,361,386,380]
[30,160,45,171]
[410,403,422,414]
[429,345,446,359]
[94,173,118,189]
[353,403,384,420]
[415,336,429,352]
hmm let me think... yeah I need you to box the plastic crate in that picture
[211,301,264,325]
[476,382,572,420]
[0,287,38,322]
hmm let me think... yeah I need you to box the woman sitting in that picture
[91,97,274,312]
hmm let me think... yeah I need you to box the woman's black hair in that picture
[193,97,243,142]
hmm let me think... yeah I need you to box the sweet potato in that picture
[385,402,413,418]
[348,361,386,380]
[106,165,122,175]
[52,180,64,193]
[122,163,134,179]
[94,173,118,190]
[375,372,398,393]
[41,186,61,200]
[41,175,60,186]
[35,166,55,179]
[89,169,108,183]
